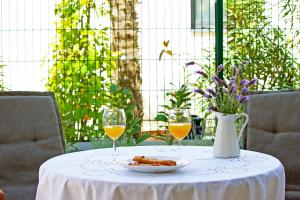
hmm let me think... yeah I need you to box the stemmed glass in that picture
[102,108,126,162]
[168,109,192,158]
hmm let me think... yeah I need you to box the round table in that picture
[36,146,285,200]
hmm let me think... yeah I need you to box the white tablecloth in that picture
[36,146,285,200]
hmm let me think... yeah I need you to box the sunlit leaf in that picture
[163,40,169,47]
[165,50,173,56]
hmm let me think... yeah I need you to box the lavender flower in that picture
[217,64,224,73]
[185,61,195,66]
[196,70,208,78]
[194,89,205,95]
[204,93,213,99]
[247,78,258,86]
[192,60,257,114]
[240,96,250,103]
[231,84,237,94]
[212,76,223,85]
[229,76,236,86]
[241,87,249,95]
[239,80,250,86]
[207,88,216,96]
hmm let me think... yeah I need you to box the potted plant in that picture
[192,62,257,158]
[154,84,192,145]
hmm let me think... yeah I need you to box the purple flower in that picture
[196,70,208,78]
[194,89,205,95]
[247,78,258,86]
[207,88,216,96]
[186,61,195,66]
[236,95,241,101]
[207,106,218,112]
[217,64,224,73]
[204,93,213,99]
[231,84,237,94]
[229,76,236,86]
[241,87,249,95]
[239,80,250,86]
[212,76,223,85]
[240,96,250,103]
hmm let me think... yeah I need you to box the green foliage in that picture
[48,0,115,143]
[192,52,217,118]
[135,133,152,145]
[281,0,300,29]
[225,0,300,90]
[154,84,193,145]
[281,0,300,57]
[212,87,240,115]
[167,84,193,109]
[105,84,150,146]
[48,0,143,145]
[155,112,168,122]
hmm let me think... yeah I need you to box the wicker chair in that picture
[0,92,65,200]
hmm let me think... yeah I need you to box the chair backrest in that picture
[245,90,300,192]
[0,92,65,200]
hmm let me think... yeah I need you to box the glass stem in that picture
[178,140,182,159]
[113,140,116,161]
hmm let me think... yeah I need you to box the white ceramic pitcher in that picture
[213,111,249,158]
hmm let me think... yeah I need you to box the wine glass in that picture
[168,109,192,158]
[102,108,126,162]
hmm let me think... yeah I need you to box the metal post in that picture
[191,0,196,29]
[215,0,223,79]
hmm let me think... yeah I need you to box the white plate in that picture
[120,156,190,173]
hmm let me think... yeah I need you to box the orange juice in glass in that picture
[168,123,192,140]
[102,108,126,162]
[103,125,125,140]
[168,109,191,158]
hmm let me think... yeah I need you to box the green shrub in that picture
[225,0,300,90]
[154,84,193,145]
[48,0,145,145]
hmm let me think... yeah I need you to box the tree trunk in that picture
[109,0,143,119]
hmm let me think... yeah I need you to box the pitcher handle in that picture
[236,113,249,141]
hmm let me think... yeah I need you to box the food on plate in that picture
[129,156,176,166]
[129,162,162,166]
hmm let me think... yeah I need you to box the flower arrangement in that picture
[191,61,257,115]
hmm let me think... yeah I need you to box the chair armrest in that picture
[0,189,5,200]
